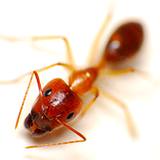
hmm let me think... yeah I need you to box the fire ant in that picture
[0,11,144,149]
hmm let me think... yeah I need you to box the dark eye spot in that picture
[44,88,52,97]
[67,112,74,120]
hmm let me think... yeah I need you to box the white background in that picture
[0,0,160,160]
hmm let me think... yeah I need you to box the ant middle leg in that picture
[99,66,151,82]
[30,35,75,68]
[103,67,135,76]
[0,62,75,84]
[0,34,76,85]
[0,35,75,67]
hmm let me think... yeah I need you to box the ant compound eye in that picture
[44,88,52,97]
[67,112,74,120]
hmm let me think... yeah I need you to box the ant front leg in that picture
[26,118,86,149]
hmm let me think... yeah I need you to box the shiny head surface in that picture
[24,78,82,136]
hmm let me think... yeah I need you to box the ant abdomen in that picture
[103,22,144,63]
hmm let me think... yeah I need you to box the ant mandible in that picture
[0,11,144,148]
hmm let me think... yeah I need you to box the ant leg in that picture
[0,35,24,42]
[15,71,43,129]
[100,89,138,138]
[31,35,75,68]
[88,9,113,64]
[0,62,75,84]
[26,118,86,149]
[80,87,99,116]
[101,67,151,81]
[0,35,75,67]
[104,67,135,75]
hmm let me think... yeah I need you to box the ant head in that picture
[24,78,82,136]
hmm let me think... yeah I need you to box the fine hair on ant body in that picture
[0,10,145,149]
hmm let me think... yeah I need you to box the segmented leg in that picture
[88,10,113,64]
[31,36,75,68]
[26,118,86,149]
[100,67,151,82]
[80,87,99,116]
[0,35,76,84]
[100,89,137,138]
[0,62,75,84]
[104,67,135,75]
[0,35,75,68]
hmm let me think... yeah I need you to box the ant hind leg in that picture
[80,87,99,117]
[100,89,138,138]
[88,9,113,64]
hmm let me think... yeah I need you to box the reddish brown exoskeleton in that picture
[0,12,144,148]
